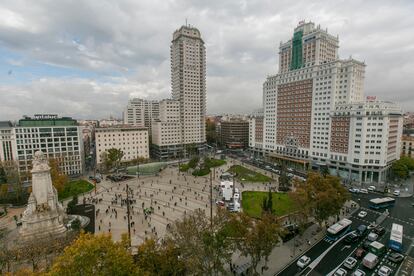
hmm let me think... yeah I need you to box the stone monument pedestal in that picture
[19,151,67,240]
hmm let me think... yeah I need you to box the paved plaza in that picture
[79,158,277,247]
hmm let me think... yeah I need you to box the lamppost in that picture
[126,184,131,248]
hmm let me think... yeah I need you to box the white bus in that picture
[389,223,403,252]
[369,197,395,209]
[326,218,353,241]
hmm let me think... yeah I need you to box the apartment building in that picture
[123,98,159,132]
[250,21,402,184]
[220,119,249,149]
[248,109,264,154]
[95,127,149,165]
[401,135,414,158]
[152,25,206,159]
[0,115,84,178]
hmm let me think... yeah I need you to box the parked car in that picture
[358,211,367,218]
[360,188,368,194]
[388,252,404,263]
[377,265,392,276]
[393,190,400,196]
[296,255,311,269]
[344,257,357,269]
[368,185,376,191]
[334,268,347,276]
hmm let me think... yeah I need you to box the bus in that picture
[369,197,395,210]
[389,223,403,252]
[326,218,353,241]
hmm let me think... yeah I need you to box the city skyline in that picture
[0,0,413,120]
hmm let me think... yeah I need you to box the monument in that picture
[19,151,67,239]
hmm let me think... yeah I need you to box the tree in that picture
[168,209,236,275]
[290,172,350,228]
[49,158,68,194]
[278,165,291,192]
[235,213,282,274]
[66,195,78,214]
[261,188,274,215]
[390,156,414,180]
[48,232,141,276]
[136,239,186,275]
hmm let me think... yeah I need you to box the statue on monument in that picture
[19,151,67,239]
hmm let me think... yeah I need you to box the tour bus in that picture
[389,223,403,252]
[369,197,395,210]
[326,218,353,241]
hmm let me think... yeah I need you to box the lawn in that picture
[241,191,296,218]
[58,179,94,200]
[227,165,272,183]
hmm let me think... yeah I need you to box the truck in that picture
[220,180,234,201]
[362,252,379,269]
[369,241,386,256]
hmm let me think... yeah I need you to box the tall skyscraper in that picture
[152,25,206,159]
[250,21,403,184]
[171,25,206,146]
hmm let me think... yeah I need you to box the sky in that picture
[0,0,413,120]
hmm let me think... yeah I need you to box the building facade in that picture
[220,119,249,149]
[123,98,159,132]
[248,109,264,154]
[95,127,149,165]
[250,21,402,184]
[0,115,84,178]
[401,135,414,158]
[152,25,207,159]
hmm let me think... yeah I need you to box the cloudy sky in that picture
[0,0,413,120]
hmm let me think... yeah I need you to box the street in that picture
[277,192,414,276]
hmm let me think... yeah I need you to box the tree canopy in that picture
[48,232,141,276]
[290,172,349,227]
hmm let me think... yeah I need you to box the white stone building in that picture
[123,98,159,132]
[95,127,149,165]
[152,25,206,159]
[249,21,403,184]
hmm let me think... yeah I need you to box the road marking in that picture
[341,245,351,251]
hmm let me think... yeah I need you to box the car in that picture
[360,188,368,194]
[215,200,225,207]
[373,226,385,236]
[367,232,378,241]
[355,247,366,259]
[388,252,404,263]
[344,232,360,244]
[356,225,368,236]
[296,255,311,269]
[344,257,357,269]
[377,265,392,276]
[287,173,294,178]
[334,268,347,276]
[352,269,366,276]
[349,188,357,193]
[368,185,376,191]
[354,188,360,193]
[358,211,368,218]
[393,190,400,196]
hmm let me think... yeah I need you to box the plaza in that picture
[80,158,278,246]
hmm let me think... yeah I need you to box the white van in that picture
[362,253,379,269]
[368,185,376,192]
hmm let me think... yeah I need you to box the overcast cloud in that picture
[0,0,413,120]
